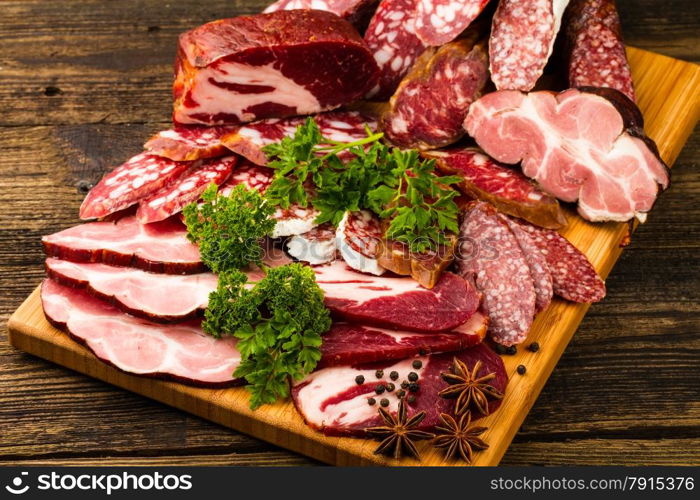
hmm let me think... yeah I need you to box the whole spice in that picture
[355,375,365,385]
[412,360,423,369]
[517,364,527,375]
[390,371,399,381]
[527,342,540,353]
[380,398,390,407]
[408,372,419,382]
[408,382,420,393]
[375,384,386,395]
[433,412,489,464]
[439,358,504,416]
[386,383,396,392]
[368,397,376,406]
[505,345,517,355]
[375,369,384,379]
[365,399,434,460]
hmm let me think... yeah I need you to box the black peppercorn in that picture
[355,375,365,385]
[389,371,399,381]
[375,369,384,379]
[374,384,385,394]
[396,389,406,398]
[494,344,507,355]
[517,364,526,375]
[412,360,422,369]
[506,345,517,355]
[380,398,390,407]
[528,342,540,353]
[408,382,419,393]
[401,381,409,389]
[385,383,395,392]
[367,397,376,406]
[407,372,419,382]
[407,395,416,404]
[418,348,427,355]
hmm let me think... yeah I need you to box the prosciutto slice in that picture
[41,279,241,387]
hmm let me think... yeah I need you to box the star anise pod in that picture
[438,358,504,415]
[433,411,489,464]
[365,398,435,460]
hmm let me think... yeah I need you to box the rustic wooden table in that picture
[0,0,698,466]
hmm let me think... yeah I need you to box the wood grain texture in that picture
[1,0,699,467]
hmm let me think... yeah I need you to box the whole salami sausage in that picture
[565,0,636,101]
[415,0,492,46]
[489,0,570,91]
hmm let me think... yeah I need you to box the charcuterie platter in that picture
[8,0,700,466]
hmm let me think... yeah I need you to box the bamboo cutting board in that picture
[7,48,700,466]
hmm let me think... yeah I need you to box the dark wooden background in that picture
[0,0,698,466]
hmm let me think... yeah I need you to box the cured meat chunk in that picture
[42,216,205,274]
[45,258,217,322]
[143,126,234,161]
[363,0,428,100]
[336,210,385,275]
[287,223,338,265]
[501,216,553,312]
[79,153,192,220]
[137,156,236,223]
[219,162,274,194]
[376,236,457,289]
[318,312,488,368]
[565,0,636,101]
[220,111,376,166]
[381,37,488,149]
[414,0,491,46]
[315,260,480,332]
[489,0,570,91]
[464,89,669,222]
[457,202,536,345]
[292,343,506,436]
[173,10,379,125]
[41,280,241,387]
[422,148,567,229]
[263,0,380,31]
[511,219,606,303]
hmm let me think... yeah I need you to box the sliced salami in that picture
[511,219,606,303]
[136,156,236,223]
[287,222,338,265]
[382,36,488,149]
[415,0,492,46]
[565,0,636,101]
[423,148,567,229]
[272,204,321,238]
[220,111,376,165]
[336,210,385,275]
[263,0,380,32]
[363,0,428,100]
[457,202,536,346]
[79,153,193,220]
[219,162,275,194]
[489,0,570,91]
[292,343,506,436]
[143,126,234,161]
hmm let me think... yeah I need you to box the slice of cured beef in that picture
[489,0,570,91]
[219,162,274,194]
[511,218,606,303]
[172,10,379,125]
[565,0,636,102]
[263,0,380,32]
[41,279,241,387]
[363,0,428,100]
[336,210,385,275]
[422,148,567,229]
[318,311,488,368]
[287,222,338,265]
[220,111,376,166]
[136,156,236,223]
[79,153,193,220]
[292,343,506,436]
[143,126,234,161]
[464,88,669,222]
[457,202,536,346]
[42,216,205,274]
[315,260,480,332]
[414,0,492,46]
[45,258,217,322]
[381,36,489,149]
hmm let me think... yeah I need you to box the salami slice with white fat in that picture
[79,153,193,220]
[143,126,234,161]
[415,0,492,46]
[489,0,570,91]
[336,210,385,275]
[457,202,536,345]
[219,162,274,194]
[363,0,428,100]
[272,205,321,238]
[263,0,380,31]
[287,223,338,265]
[136,156,236,223]
[511,218,606,303]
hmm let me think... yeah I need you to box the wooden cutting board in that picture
[7,48,700,466]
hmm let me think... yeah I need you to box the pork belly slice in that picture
[464,88,669,222]
[41,279,241,387]
[292,343,506,436]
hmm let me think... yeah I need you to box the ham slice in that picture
[41,279,241,387]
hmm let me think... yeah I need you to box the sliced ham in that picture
[41,279,241,387]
